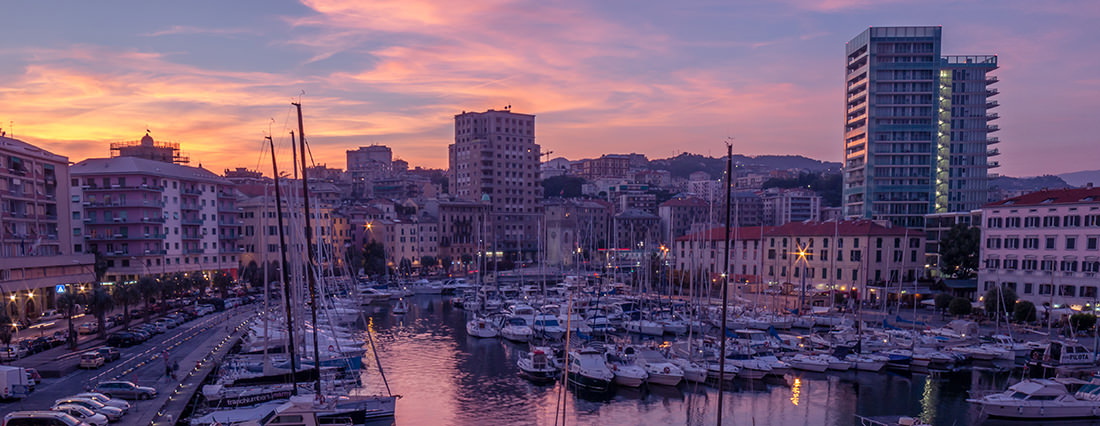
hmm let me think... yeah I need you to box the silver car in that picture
[51,398,123,422]
[92,380,157,400]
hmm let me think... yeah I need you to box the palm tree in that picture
[212,271,233,298]
[136,276,159,318]
[112,281,138,326]
[0,314,13,347]
[56,291,84,350]
[90,286,115,339]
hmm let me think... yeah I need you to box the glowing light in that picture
[790,378,801,406]
[8,295,15,302]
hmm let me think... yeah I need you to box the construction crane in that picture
[540,150,554,164]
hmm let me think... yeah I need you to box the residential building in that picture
[843,26,1000,228]
[238,194,350,271]
[977,186,1100,308]
[449,109,541,260]
[923,209,981,278]
[0,135,94,323]
[762,188,822,226]
[436,200,490,265]
[71,133,242,282]
[673,226,769,283]
[570,155,630,180]
[658,197,710,243]
[347,145,393,196]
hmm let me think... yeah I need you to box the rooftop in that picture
[72,155,229,184]
[767,219,923,237]
[675,226,773,242]
[985,186,1100,208]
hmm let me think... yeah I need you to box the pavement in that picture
[0,305,260,425]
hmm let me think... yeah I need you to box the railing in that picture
[84,184,164,192]
[181,219,203,225]
[83,200,166,208]
[180,188,202,196]
[184,249,204,254]
[144,249,168,255]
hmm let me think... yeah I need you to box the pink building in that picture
[71,134,241,282]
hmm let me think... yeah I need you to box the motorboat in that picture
[625,319,664,336]
[705,359,741,382]
[605,350,647,387]
[724,348,772,380]
[968,378,1100,419]
[820,354,851,371]
[500,317,533,343]
[753,351,792,376]
[567,348,614,391]
[517,347,559,383]
[633,346,684,386]
[466,316,499,338]
[586,315,615,335]
[669,356,708,383]
[846,354,888,372]
[787,354,830,373]
[532,314,566,340]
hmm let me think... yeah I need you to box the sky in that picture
[0,0,1097,177]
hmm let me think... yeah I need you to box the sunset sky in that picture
[1,0,1097,177]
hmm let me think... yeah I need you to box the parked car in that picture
[106,333,136,348]
[95,347,120,362]
[25,368,41,386]
[0,344,27,361]
[51,398,123,421]
[92,381,157,400]
[52,405,108,426]
[77,322,98,335]
[72,393,130,412]
[79,352,104,369]
[3,410,87,426]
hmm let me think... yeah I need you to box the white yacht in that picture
[846,354,888,372]
[466,316,499,338]
[567,348,615,391]
[532,314,566,340]
[517,346,558,383]
[500,317,533,343]
[633,346,684,386]
[968,379,1100,419]
[605,350,647,387]
[787,354,830,372]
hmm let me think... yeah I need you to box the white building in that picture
[978,186,1100,308]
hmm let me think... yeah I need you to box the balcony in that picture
[181,204,200,211]
[133,233,167,240]
[986,100,999,109]
[181,219,203,226]
[987,148,1000,157]
[988,161,1001,168]
[985,76,999,85]
[141,217,166,224]
[83,200,166,208]
[986,124,1000,132]
[184,248,204,254]
[220,248,246,254]
[986,112,999,121]
[986,88,999,97]
[180,187,202,196]
[85,234,133,241]
[219,234,241,240]
[217,191,235,199]
[987,137,1000,144]
[181,234,201,240]
[83,184,164,192]
[217,206,239,213]
[144,249,168,255]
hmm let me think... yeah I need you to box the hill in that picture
[647,153,840,179]
[1058,169,1100,187]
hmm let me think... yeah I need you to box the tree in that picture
[440,256,453,274]
[948,297,972,317]
[92,251,109,283]
[1070,313,1097,333]
[361,241,387,277]
[420,255,438,273]
[0,314,12,346]
[89,286,114,339]
[212,271,233,298]
[56,291,84,350]
[939,224,980,279]
[984,286,1018,318]
[112,281,138,326]
[934,293,955,313]
[1014,301,1037,323]
[460,254,473,266]
[136,276,159,316]
[541,176,585,198]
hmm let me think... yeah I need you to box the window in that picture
[851,251,862,262]
[1024,237,1040,249]
[1039,284,1052,295]
[1089,237,1099,250]
[1046,237,1056,250]
[1067,237,1077,250]
[1024,283,1033,294]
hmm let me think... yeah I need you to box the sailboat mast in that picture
[717,143,733,424]
[267,136,299,395]
[292,101,324,397]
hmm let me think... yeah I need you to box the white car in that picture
[73,392,130,412]
[53,404,108,426]
[77,322,98,335]
[79,352,105,369]
[4,411,87,426]
[52,398,123,421]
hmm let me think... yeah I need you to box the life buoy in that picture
[328,345,335,352]
[663,366,671,374]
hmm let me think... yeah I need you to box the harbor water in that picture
[347,295,1093,426]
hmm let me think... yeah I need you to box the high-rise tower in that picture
[843,26,999,228]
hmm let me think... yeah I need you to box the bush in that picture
[1014,301,1037,323]
[934,293,955,312]
[949,298,972,317]
[1070,313,1097,333]
[984,287,1018,316]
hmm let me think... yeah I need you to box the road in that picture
[0,306,259,425]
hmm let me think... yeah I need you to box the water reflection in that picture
[353,296,1097,425]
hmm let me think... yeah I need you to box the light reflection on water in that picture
[349,296,1086,426]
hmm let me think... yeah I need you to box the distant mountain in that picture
[1058,170,1100,187]
[990,175,1072,192]
[648,153,840,179]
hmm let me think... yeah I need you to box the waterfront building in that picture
[238,194,350,271]
[977,186,1100,308]
[449,109,541,260]
[923,209,982,279]
[673,226,768,283]
[843,26,1000,228]
[71,133,241,282]
[0,135,94,323]
[435,200,490,265]
[543,198,612,267]
[763,220,924,301]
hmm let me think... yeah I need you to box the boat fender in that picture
[663,366,671,374]
[1040,407,1044,415]
[1018,406,1023,414]
[329,345,335,352]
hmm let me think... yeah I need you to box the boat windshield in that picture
[508,318,527,326]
